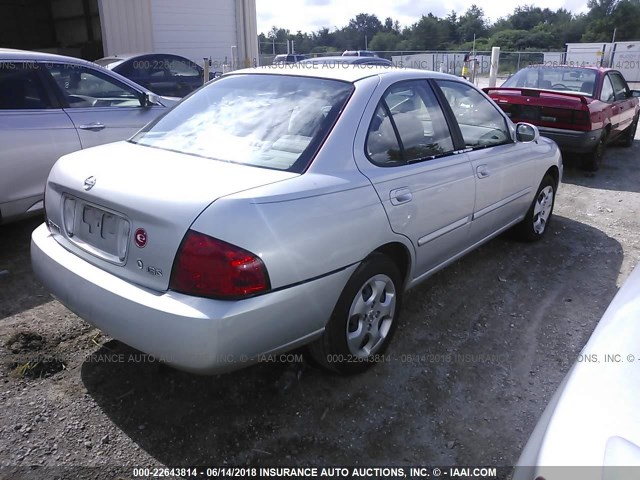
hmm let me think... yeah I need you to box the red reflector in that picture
[169,230,270,299]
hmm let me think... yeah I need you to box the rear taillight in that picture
[169,230,270,299]
[571,110,592,129]
[63,197,76,237]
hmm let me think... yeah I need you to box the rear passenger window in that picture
[366,81,454,166]
[46,63,141,108]
[0,63,52,110]
[168,58,200,77]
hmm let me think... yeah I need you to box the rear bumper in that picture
[538,127,603,153]
[31,223,356,374]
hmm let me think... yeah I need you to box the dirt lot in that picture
[1,139,639,478]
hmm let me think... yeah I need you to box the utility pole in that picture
[471,34,477,84]
[610,28,617,67]
[268,31,276,55]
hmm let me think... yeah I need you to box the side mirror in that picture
[516,123,539,143]
[141,92,161,107]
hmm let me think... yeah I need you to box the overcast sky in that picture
[256,0,590,35]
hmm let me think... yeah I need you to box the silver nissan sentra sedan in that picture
[31,65,562,375]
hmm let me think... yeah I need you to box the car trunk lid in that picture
[45,141,297,291]
[484,87,592,131]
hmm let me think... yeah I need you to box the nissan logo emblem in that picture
[83,176,97,191]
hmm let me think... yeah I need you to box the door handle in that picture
[389,187,413,205]
[78,122,106,131]
[476,165,491,178]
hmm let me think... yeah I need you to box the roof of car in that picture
[0,48,95,65]
[299,56,392,65]
[230,64,457,83]
[98,52,194,61]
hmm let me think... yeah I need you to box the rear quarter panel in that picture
[190,171,412,290]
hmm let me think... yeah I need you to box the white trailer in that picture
[564,42,612,67]
[565,41,640,82]
[609,41,640,82]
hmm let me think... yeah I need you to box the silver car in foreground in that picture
[514,262,640,480]
[31,66,562,374]
[0,48,174,224]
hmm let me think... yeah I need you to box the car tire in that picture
[620,114,639,148]
[307,253,402,375]
[513,174,556,242]
[583,133,607,171]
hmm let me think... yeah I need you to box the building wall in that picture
[234,0,259,68]
[98,0,257,70]
[150,0,237,68]
[98,0,153,56]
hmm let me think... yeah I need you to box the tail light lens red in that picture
[571,110,592,130]
[169,230,270,299]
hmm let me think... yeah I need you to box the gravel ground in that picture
[1,138,639,479]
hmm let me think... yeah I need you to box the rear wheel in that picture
[583,133,606,171]
[513,174,556,242]
[308,254,402,375]
[620,114,639,148]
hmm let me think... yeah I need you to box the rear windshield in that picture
[94,58,120,68]
[130,74,353,172]
[502,67,598,96]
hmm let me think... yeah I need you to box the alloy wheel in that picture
[346,274,396,357]
[533,186,554,234]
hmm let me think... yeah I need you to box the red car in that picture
[485,66,640,171]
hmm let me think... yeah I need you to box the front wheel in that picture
[307,254,402,375]
[513,174,556,242]
[620,115,639,148]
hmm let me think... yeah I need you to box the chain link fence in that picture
[258,50,548,86]
[256,46,640,86]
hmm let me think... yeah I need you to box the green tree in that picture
[582,0,640,41]
[457,5,489,43]
[408,14,454,50]
[257,2,635,55]
[347,13,383,48]
[369,31,402,52]
[489,29,529,50]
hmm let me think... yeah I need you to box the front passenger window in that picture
[366,81,454,166]
[610,73,630,101]
[436,80,511,149]
[600,76,615,102]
